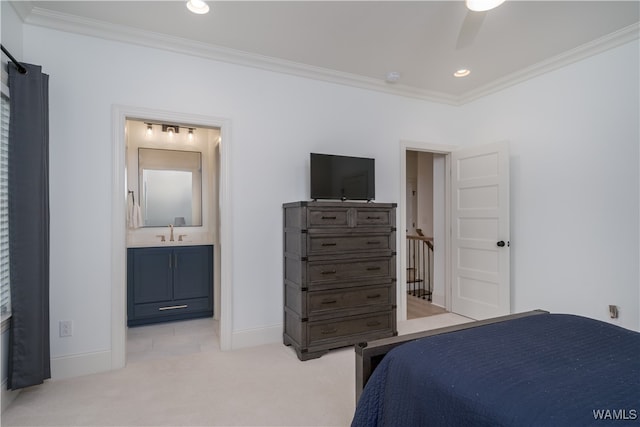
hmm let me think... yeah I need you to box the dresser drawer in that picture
[308,208,349,228]
[354,208,393,227]
[308,233,393,255]
[133,297,211,319]
[308,257,393,284]
[308,285,392,316]
[308,312,393,345]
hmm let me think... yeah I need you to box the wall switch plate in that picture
[59,320,73,337]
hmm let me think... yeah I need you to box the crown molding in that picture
[20,6,640,107]
[23,6,459,105]
[459,22,640,105]
[9,1,34,22]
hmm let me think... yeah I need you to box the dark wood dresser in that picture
[283,201,397,360]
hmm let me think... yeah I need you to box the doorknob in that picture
[497,241,506,247]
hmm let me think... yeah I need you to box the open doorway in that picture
[111,106,233,371]
[405,150,447,319]
[123,118,221,361]
[399,140,511,324]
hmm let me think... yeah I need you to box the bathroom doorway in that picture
[111,106,232,370]
[124,118,221,360]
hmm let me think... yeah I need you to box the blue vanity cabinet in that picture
[127,245,213,326]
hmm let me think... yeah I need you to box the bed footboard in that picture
[354,309,549,402]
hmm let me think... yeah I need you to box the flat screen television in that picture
[310,153,375,201]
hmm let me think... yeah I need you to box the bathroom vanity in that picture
[127,245,213,326]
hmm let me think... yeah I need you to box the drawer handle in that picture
[367,216,381,220]
[322,216,337,220]
[158,304,188,311]
[321,299,337,305]
[321,270,337,275]
[321,243,337,247]
[366,294,381,299]
[366,321,381,327]
[366,266,381,271]
[367,241,381,245]
[321,327,338,335]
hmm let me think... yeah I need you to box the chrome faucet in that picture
[169,224,174,241]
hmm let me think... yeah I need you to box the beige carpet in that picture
[2,314,471,426]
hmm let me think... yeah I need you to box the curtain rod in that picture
[0,44,27,74]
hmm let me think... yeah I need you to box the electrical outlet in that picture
[608,305,619,319]
[59,320,73,337]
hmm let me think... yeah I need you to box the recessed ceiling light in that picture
[465,0,506,12]
[454,69,471,78]
[187,0,210,15]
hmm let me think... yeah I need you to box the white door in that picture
[451,141,510,319]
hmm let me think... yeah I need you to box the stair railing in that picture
[406,234,434,301]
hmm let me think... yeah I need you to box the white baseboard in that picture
[50,350,112,380]
[231,324,282,350]
[1,379,20,413]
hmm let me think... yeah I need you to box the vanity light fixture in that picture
[188,128,195,141]
[162,124,179,135]
[454,68,471,78]
[187,0,210,14]
[465,0,506,12]
[145,123,153,136]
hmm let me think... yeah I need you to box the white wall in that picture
[1,1,23,85]
[20,25,460,370]
[458,40,640,330]
[9,16,639,378]
[416,152,433,237]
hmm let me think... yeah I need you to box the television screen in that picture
[310,153,375,201]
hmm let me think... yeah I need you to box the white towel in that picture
[131,204,142,229]
[127,195,143,229]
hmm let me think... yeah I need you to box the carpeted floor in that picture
[2,313,471,426]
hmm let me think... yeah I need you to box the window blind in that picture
[0,92,10,319]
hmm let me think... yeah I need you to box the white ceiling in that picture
[14,1,640,104]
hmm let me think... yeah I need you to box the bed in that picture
[353,310,639,426]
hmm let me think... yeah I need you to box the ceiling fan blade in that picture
[456,10,487,49]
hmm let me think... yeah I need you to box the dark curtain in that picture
[7,63,50,390]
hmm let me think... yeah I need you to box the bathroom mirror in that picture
[138,148,202,227]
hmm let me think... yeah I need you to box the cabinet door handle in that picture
[366,321,381,327]
[321,243,337,247]
[169,254,172,269]
[321,299,337,305]
[366,266,381,271]
[367,241,381,245]
[321,270,337,275]
[159,304,188,311]
[321,327,338,335]
[322,216,337,220]
[367,216,381,220]
[366,294,381,299]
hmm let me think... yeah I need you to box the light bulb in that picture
[454,69,471,78]
[188,129,194,141]
[187,0,209,14]
[145,123,153,136]
[465,0,506,12]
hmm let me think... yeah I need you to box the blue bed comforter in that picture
[352,314,640,427]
